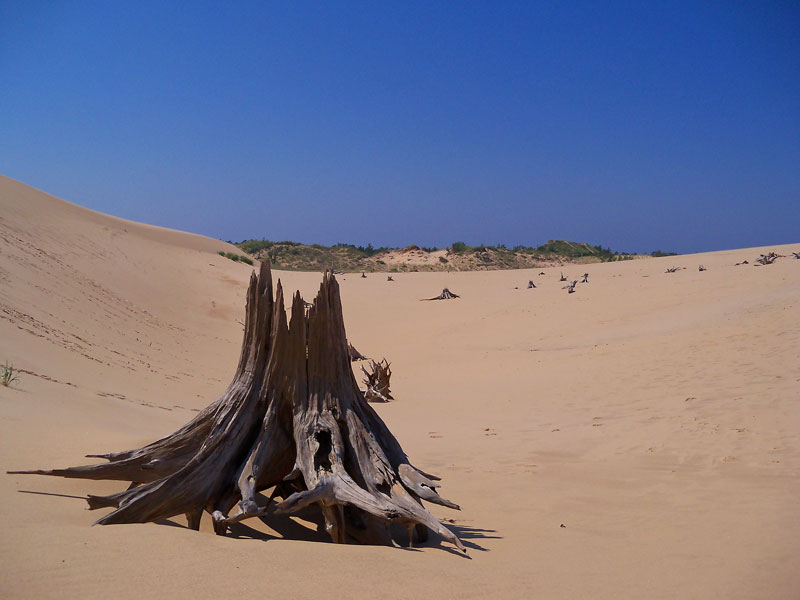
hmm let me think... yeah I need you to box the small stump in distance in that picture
[361,359,394,403]
[425,288,460,301]
[348,342,369,362]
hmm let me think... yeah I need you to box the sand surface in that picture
[1,175,798,599]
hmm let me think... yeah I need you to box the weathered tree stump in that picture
[387,276,394,281]
[698,264,706,272]
[361,359,394,403]
[8,262,464,552]
[563,280,577,293]
[792,252,800,260]
[580,273,589,283]
[425,288,460,301]
[559,272,567,281]
[527,280,536,289]
[361,272,367,278]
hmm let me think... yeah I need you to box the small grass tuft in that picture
[1,361,20,387]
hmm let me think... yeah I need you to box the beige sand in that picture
[1,175,798,599]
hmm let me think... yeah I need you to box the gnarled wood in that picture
[527,280,536,289]
[8,262,464,552]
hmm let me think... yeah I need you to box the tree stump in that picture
[580,273,589,283]
[698,264,706,272]
[348,342,369,362]
[563,280,577,293]
[527,280,536,289]
[559,272,567,281]
[756,252,780,265]
[9,262,464,552]
[425,288,460,301]
[387,276,394,281]
[361,359,394,403]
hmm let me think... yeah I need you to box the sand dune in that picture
[1,175,798,598]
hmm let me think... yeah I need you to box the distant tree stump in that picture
[580,273,589,283]
[698,264,706,271]
[559,272,567,281]
[425,288,460,300]
[387,276,394,281]
[9,262,465,552]
[563,280,577,293]
[348,342,369,362]
[361,359,394,403]
[527,280,536,289]
[361,272,367,278]
[756,252,780,265]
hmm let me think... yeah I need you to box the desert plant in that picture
[1,361,19,387]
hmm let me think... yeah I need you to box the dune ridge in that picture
[1,176,798,599]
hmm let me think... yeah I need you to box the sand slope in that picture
[1,176,798,599]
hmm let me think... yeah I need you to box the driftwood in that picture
[8,262,464,552]
[665,266,683,273]
[735,260,749,266]
[361,359,393,403]
[425,288,459,301]
[527,280,536,289]
[563,280,578,293]
[580,273,589,283]
[348,342,369,362]
[387,276,394,281]
[539,272,545,276]
[559,272,567,281]
[792,252,800,260]
[698,265,706,272]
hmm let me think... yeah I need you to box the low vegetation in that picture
[218,251,253,265]
[232,238,639,272]
[1,361,19,387]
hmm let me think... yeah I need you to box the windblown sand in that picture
[1,175,798,599]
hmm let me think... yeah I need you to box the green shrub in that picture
[1,361,19,387]
[218,251,252,265]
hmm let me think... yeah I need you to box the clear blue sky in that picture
[2,1,798,253]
